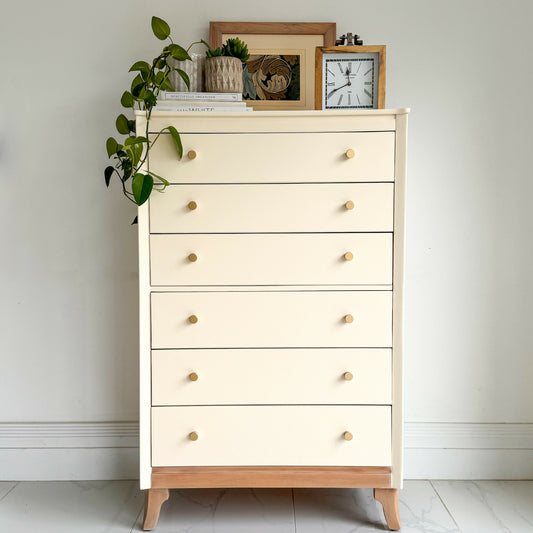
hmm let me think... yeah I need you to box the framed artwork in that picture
[210,22,336,110]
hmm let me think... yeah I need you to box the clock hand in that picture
[328,82,351,98]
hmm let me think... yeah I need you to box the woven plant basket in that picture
[205,56,243,93]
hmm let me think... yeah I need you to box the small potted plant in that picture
[205,37,250,93]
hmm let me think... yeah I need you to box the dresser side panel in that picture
[137,113,152,490]
[391,113,408,489]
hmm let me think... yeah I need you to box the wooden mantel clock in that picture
[136,107,407,530]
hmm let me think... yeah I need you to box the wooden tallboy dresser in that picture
[136,110,408,530]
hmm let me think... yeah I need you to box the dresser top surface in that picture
[135,109,410,118]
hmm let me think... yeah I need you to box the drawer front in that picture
[149,183,394,233]
[152,406,391,466]
[151,291,392,348]
[150,233,392,286]
[149,132,395,182]
[152,348,391,405]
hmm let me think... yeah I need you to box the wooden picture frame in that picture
[315,45,386,110]
[210,22,336,110]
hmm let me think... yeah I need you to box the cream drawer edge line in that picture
[149,285,393,290]
[138,112,405,134]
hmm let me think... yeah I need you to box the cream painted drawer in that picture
[151,405,391,466]
[150,233,392,286]
[151,291,392,349]
[149,132,395,182]
[149,183,394,233]
[152,348,391,405]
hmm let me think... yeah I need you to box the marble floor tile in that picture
[293,481,461,532]
[433,481,533,533]
[0,482,18,501]
[0,480,143,533]
[133,488,295,532]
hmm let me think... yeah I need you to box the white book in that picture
[156,99,247,108]
[154,104,252,112]
[161,91,242,102]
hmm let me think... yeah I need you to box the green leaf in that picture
[154,57,166,69]
[151,16,170,40]
[106,137,118,157]
[129,60,151,73]
[124,136,147,146]
[160,76,174,91]
[169,44,191,61]
[120,91,134,108]
[144,91,157,108]
[166,125,182,159]
[104,166,114,187]
[131,73,144,95]
[154,71,165,85]
[175,68,190,90]
[127,119,135,132]
[131,143,143,167]
[132,173,153,205]
[116,114,129,135]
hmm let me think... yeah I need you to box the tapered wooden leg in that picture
[374,488,401,530]
[143,488,170,531]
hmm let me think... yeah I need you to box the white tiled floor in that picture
[0,480,532,532]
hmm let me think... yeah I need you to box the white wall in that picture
[1,0,532,479]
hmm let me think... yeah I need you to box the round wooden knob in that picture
[189,372,199,382]
[345,149,355,159]
[187,150,197,160]
[344,200,355,210]
[188,253,198,262]
[344,252,354,261]
[343,431,353,441]
[188,315,198,324]
[188,201,198,210]
[343,371,354,381]
[189,431,198,441]
[344,314,354,324]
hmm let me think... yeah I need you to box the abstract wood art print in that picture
[210,22,336,109]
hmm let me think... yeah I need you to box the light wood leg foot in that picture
[374,488,401,530]
[143,488,170,531]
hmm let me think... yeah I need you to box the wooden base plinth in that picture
[145,467,400,531]
[151,466,391,488]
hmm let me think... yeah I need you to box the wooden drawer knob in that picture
[189,372,199,382]
[188,315,198,324]
[187,201,198,210]
[344,200,355,210]
[343,431,353,441]
[188,431,199,441]
[187,150,197,160]
[188,253,198,262]
[344,314,354,323]
[345,149,355,159]
[343,371,354,381]
[344,252,354,261]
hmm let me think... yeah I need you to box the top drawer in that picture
[149,132,395,183]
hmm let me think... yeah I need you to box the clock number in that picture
[327,68,335,77]
[338,94,344,106]
[364,68,372,76]
[338,62,344,74]
[364,89,372,98]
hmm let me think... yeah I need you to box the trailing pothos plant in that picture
[104,16,191,223]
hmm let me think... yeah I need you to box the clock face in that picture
[322,53,380,109]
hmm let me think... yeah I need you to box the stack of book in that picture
[155,92,251,112]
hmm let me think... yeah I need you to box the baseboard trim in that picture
[1,421,532,480]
